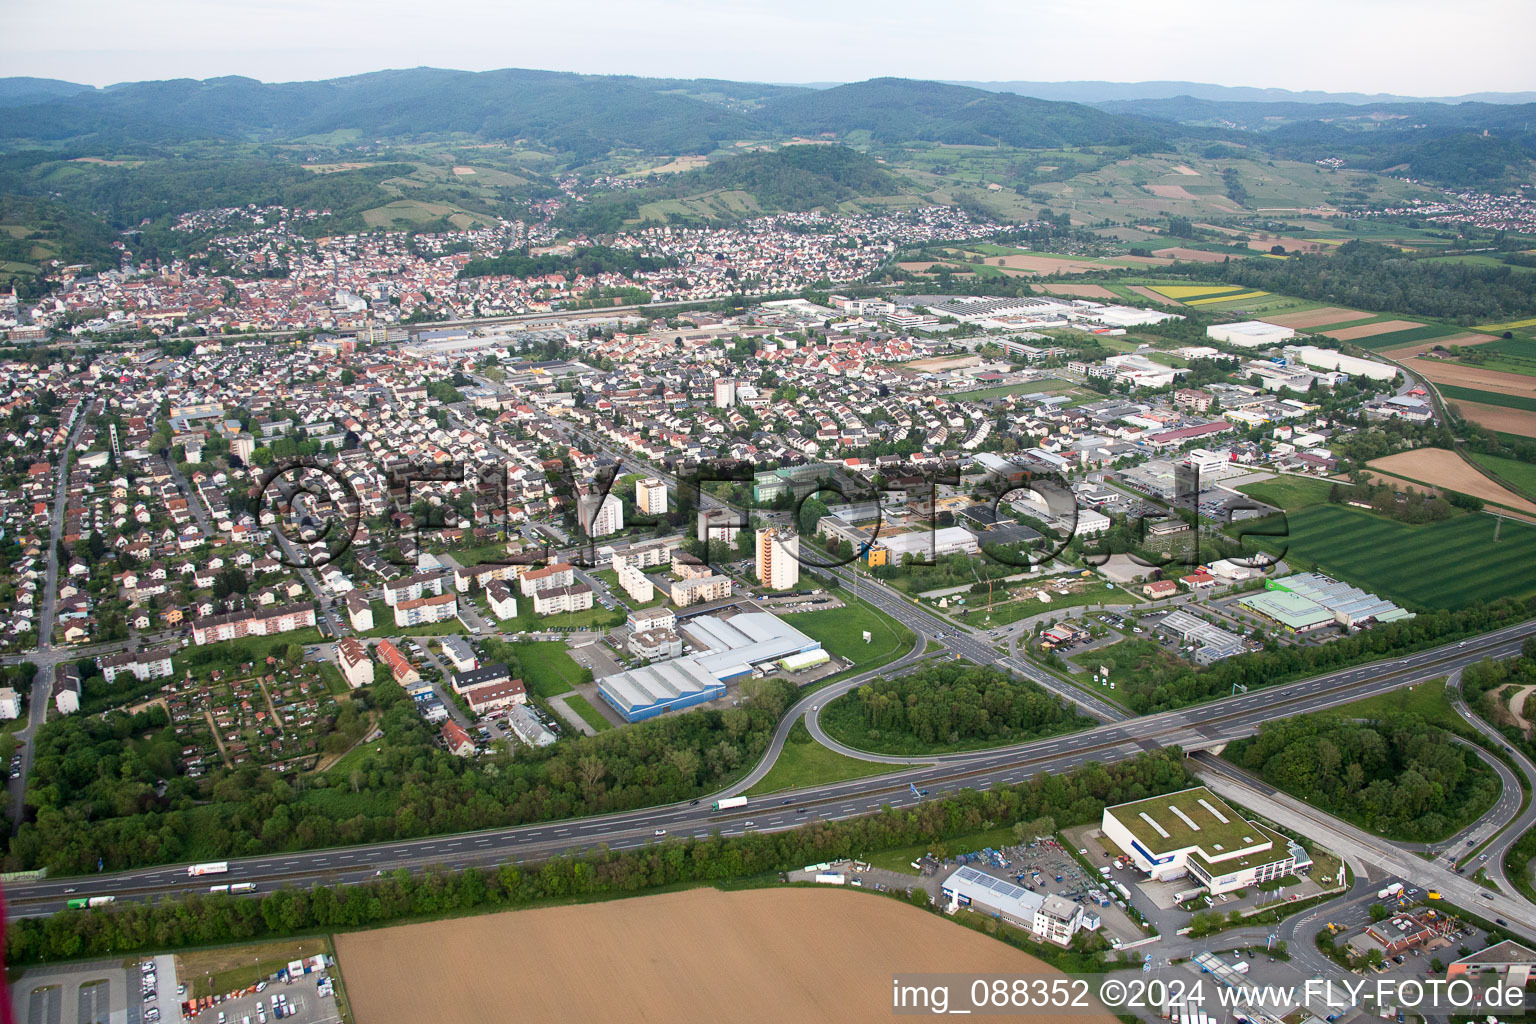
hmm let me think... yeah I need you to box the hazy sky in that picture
[5,0,1535,96]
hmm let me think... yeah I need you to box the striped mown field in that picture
[1265,505,1536,610]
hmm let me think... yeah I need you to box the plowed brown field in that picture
[334,887,1115,1024]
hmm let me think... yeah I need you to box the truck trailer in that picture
[712,796,748,811]
[187,862,230,877]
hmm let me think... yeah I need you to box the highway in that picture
[7,617,1533,918]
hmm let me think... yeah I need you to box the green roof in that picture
[1107,786,1269,857]
[1239,590,1334,629]
[1189,822,1294,876]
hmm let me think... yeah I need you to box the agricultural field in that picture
[334,887,1102,1024]
[1443,397,1536,439]
[1263,306,1371,330]
[1434,338,1536,378]
[1414,360,1536,397]
[1262,505,1536,609]
[1470,453,1536,499]
[1348,324,1468,351]
[360,198,493,230]
[1366,449,1536,514]
[1478,316,1536,334]
[1438,385,1536,413]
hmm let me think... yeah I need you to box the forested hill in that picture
[761,78,1168,149]
[555,145,913,234]
[0,69,1166,157]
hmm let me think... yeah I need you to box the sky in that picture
[5,0,1535,97]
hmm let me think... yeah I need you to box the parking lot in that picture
[183,972,339,1024]
[12,954,182,1024]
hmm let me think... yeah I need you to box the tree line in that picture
[821,662,1094,755]
[1167,240,1536,324]
[4,749,1192,964]
[1117,596,1535,714]
[1225,713,1498,841]
[5,676,799,875]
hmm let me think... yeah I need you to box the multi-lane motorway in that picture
[8,616,1534,919]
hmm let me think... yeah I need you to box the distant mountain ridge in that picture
[0,68,1167,155]
[946,80,1536,106]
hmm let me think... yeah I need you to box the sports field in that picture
[333,887,1108,1024]
[1272,505,1536,609]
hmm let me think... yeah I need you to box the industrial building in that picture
[1240,573,1412,632]
[1287,345,1399,382]
[597,612,821,722]
[1156,609,1246,665]
[1100,786,1303,896]
[939,866,1083,945]
[1206,321,1296,348]
[864,525,979,566]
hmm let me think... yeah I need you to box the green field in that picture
[1470,453,1536,498]
[1353,324,1466,351]
[1449,338,1536,377]
[790,597,914,675]
[969,578,1134,627]
[745,721,904,795]
[1261,505,1536,609]
[1440,385,1536,412]
[1333,677,1460,730]
[1235,476,1334,511]
[507,641,591,698]
[562,692,613,732]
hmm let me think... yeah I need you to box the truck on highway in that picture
[187,862,229,877]
[814,872,846,885]
[66,896,116,909]
[712,796,748,811]
[1378,882,1404,899]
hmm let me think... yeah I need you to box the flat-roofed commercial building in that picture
[1101,786,1300,896]
[598,612,820,722]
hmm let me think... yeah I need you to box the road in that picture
[7,406,90,827]
[1193,752,1536,940]
[7,617,1533,920]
